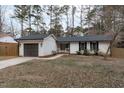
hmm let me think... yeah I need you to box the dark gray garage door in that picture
[24,44,38,57]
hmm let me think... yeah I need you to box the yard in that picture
[0,55,124,88]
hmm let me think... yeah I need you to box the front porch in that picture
[57,41,99,55]
[57,42,70,54]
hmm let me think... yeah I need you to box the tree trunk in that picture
[10,19,14,36]
[36,20,39,32]
[66,11,69,32]
[80,5,83,33]
[0,5,2,32]
[72,6,75,35]
[29,6,31,35]
[50,5,53,29]
[104,32,119,60]
[21,19,24,37]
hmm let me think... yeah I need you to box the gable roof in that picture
[44,34,57,40]
[16,34,48,40]
[57,35,113,42]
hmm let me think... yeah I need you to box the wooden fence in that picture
[111,47,124,58]
[0,42,18,56]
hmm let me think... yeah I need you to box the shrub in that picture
[94,50,98,55]
[80,50,84,54]
[52,51,56,55]
[98,51,105,56]
[76,51,81,55]
[89,50,95,55]
[83,49,90,55]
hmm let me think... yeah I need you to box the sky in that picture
[3,5,93,36]
[3,6,20,32]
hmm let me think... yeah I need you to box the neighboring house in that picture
[16,34,113,57]
[0,33,18,56]
[0,33,17,43]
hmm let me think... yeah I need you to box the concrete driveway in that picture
[0,57,36,70]
[0,54,64,70]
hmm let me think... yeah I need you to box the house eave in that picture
[57,40,112,43]
[17,40,43,43]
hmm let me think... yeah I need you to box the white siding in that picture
[19,43,24,56]
[87,41,110,55]
[39,35,57,56]
[70,42,79,54]
[87,42,90,51]
[98,42,110,55]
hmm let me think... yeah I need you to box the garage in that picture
[16,34,57,57]
[24,44,38,57]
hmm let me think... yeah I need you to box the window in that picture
[60,44,69,51]
[66,44,69,49]
[65,44,70,51]
[79,42,87,50]
[40,43,42,47]
[90,42,98,51]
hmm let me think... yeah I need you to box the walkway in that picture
[0,57,35,70]
[36,54,65,60]
[0,54,64,70]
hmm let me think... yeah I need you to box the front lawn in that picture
[0,55,124,88]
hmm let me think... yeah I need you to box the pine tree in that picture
[13,5,29,36]
[62,5,70,32]
[71,5,76,35]
[32,5,46,33]
[80,5,84,33]
[46,5,64,36]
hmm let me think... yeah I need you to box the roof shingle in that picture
[57,35,113,42]
[16,34,48,40]
[16,34,113,42]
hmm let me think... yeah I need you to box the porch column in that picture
[19,43,24,56]
[87,42,90,51]
[38,42,42,56]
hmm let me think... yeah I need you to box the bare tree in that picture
[45,5,54,30]
[71,5,76,35]
[63,5,70,32]
[28,5,32,33]
[85,5,124,59]
[10,18,15,36]
[80,5,83,33]
[104,6,124,59]
[0,5,7,33]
